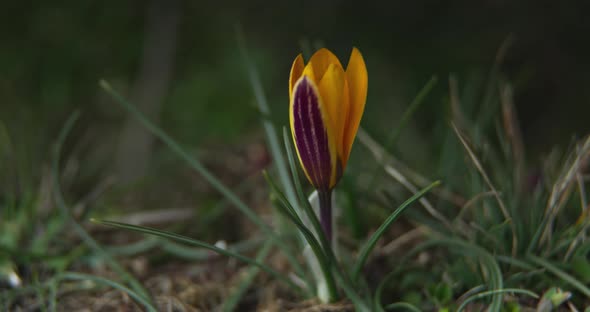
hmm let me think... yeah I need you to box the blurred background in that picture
[1,0,589,208]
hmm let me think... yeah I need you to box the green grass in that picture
[0,112,156,310]
[358,69,590,310]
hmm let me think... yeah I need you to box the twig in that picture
[358,128,466,206]
[380,227,426,255]
[358,129,455,232]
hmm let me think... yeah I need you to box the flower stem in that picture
[318,190,333,246]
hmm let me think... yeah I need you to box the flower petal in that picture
[343,47,368,166]
[289,54,304,99]
[308,48,344,82]
[318,63,349,162]
[289,76,338,190]
[302,61,316,83]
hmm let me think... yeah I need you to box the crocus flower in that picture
[289,47,368,192]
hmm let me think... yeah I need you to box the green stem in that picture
[319,190,333,246]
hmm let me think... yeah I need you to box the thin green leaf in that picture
[32,276,47,312]
[334,270,372,312]
[283,128,331,254]
[237,28,317,293]
[495,255,536,271]
[528,255,590,297]
[353,181,441,280]
[236,27,298,208]
[366,76,438,191]
[387,76,438,148]
[457,288,538,312]
[56,272,157,312]
[263,172,338,302]
[106,238,160,256]
[384,302,422,312]
[435,238,504,312]
[92,219,304,296]
[162,238,263,260]
[48,277,58,312]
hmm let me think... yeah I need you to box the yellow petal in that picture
[308,48,344,82]
[343,47,368,166]
[318,63,349,162]
[289,54,304,99]
[302,61,316,84]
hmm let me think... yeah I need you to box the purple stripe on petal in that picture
[294,82,319,186]
[293,77,333,190]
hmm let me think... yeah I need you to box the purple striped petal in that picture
[292,76,334,191]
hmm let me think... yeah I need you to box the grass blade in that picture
[436,238,504,311]
[527,255,590,297]
[162,238,262,260]
[366,76,438,192]
[386,76,438,149]
[384,302,422,312]
[236,27,317,294]
[92,219,304,295]
[236,27,298,207]
[263,172,338,302]
[334,270,371,312]
[457,288,538,312]
[283,128,331,254]
[55,272,157,312]
[353,181,441,280]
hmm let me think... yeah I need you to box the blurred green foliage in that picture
[2,1,589,177]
